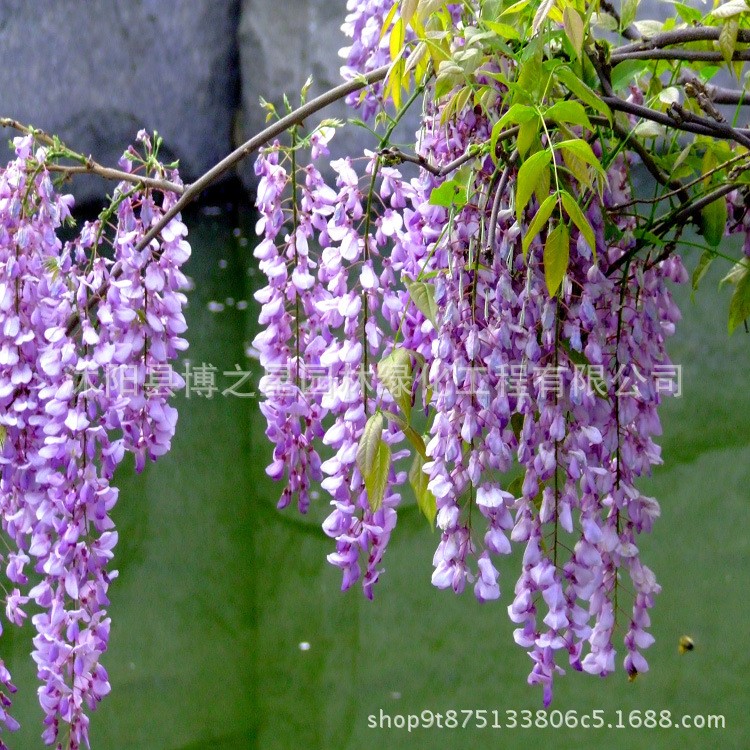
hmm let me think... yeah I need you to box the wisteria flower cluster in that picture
[0,131,188,747]
[254,0,750,706]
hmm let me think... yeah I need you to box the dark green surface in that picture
[1,215,748,749]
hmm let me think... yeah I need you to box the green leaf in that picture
[728,262,750,334]
[674,2,703,24]
[522,193,557,257]
[400,0,419,25]
[496,103,537,129]
[620,0,639,28]
[700,196,728,247]
[532,0,556,34]
[611,60,649,91]
[561,148,592,190]
[356,412,385,478]
[544,222,570,296]
[390,17,405,61]
[405,280,439,328]
[516,150,552,222]
[692,250,714,295]
[403,425,428,458]
[377,348,413,422]
[516,117,539,157]
[561,191,596,258]
[483,20,521,40]
[500,0,530,16]
[713,0,750,19]
[563,6,585,59]
[365,439,391,512]
[557,138,607,179]
[381,410,427,458]
[720,259,750,287]
[555,67,612,120]
[409,453,437,525]
[545,100,594,130]
[380,1,399,40]
[429,178,467,208]
[535,164,551,206]
[718,19,739,65]
[0,425,5,450]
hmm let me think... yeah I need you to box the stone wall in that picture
[0,0,240,202]
[0,0,684,202]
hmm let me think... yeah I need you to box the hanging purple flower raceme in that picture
[0,132,189,748]
[253,130,409,598]
[339,0,398,120]
[248,0,701,708]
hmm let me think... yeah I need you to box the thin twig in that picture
[669,102,750,149]
[609,120,688,201]
[602,94,750,142]
[1,118,184,194]
[613,26,750,54]
[488,151,519,254]
[45,164,184,194]
[611,48,750,63]
[605,182,740,276]
[63,64,390,335]
[612,151,750,210]
[679,70,750,106]
[378,143,493,177]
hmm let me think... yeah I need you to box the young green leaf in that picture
[720,259,750,287]
[532,0,556,35]
[516,150,552,222]
[483,20,521,40]
[555,67,612,120]
[563,6,585,58]
[357,412,385,478]
[560,191,596,257]
[535,164,551,206]
[496,103,538,130]
[620,0,639,28]
[401,0,419,26]
[544,222,570,296]
[365,439,392,511]
[718,19,739,65]
[390,17,405,61]
[405,280,439,328]
[380,1,399,40]
[557,138,607,179]
[692,250,714,294]
[700,196,728,247]
[713,0,750,19]
[381,410,428,458]
[516,117,539,157]
[409,452,437,525]
[728,262,750,334]
[429,179,467,208]
[501,0,531,16]
[522,193,557,257]
[561,148,592,190]
[377,347,413,422]
[546,101,593,131]
[611,60,649,91]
